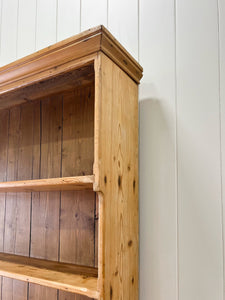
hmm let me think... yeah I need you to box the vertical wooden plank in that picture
[29,96,62,300]
[59,86,95,300]
[0,110,9,300]
[218,0,225,297]
[176,0,223,299]
[17,0,36,58]
[61,87,94,177]
[81,0,107,31]
[0,110,8,251]
[2,103,35,300]
[0,0,18,66]
[108,0,138,60]
[139,0,177,299]
[27,99,41,300]
[1,107,21,300]
[36,0,57,50]
[57,0,80,41]
[95,53,139,300]
[94,197,99,268]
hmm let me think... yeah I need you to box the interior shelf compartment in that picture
[0,252,99,298]
[0,175,94,193]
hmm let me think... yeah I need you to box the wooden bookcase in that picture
[0,26,142,300]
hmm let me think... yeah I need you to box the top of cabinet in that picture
[0,26,143,95]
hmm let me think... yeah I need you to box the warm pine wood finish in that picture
[0,253,98,298]
[0,176,94,193]
[94,53,139,300]
[0,26,142,300]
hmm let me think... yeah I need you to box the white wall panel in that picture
[176,0,223,299]
[81,0,107,31]
[108,0,138,60]
[57,0,80,41]
[218,0,225,297]
[139,0,177,299]
[36,0,57,50]
[17,0,36,58]
[0,0,18,65]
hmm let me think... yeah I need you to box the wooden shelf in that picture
[0,176,94,193]
[0,253,99,298]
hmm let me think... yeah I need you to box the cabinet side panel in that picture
[95,53,139,299]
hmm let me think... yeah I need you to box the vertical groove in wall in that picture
[107,0,109,28]
[34,0,37,51]
[216,1,225,299]
[16,0,19,59]
[0,0,2,60]
[79,0,82,32]
[174,0,179,299]
[56,0,58,41]
[137,0,140,62]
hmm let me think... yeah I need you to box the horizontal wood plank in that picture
[0,253,98,298]
[0,176,94,193]
[0,63,95,109]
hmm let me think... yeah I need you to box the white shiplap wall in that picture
[0,0,224,299]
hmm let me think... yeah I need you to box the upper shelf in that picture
[0,176,94,193]
[0,25,143,110]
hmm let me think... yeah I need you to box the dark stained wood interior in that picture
[0,63,95,110]
[0,82,97,300]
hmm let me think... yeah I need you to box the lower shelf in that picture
[0,175,94,193]
[0,253,99,299]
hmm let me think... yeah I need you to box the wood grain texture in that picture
[0,110,9,251]
[0,62,95,110]
[0,83,97,299]
[29,95,62,300]
[94,53,139,299]
[0,253,98,298]
[0,110,9,300]
[59,85,95,300]
[176,0,223,299]
[0,176,94,193]
[2,103,37,300]
[0,253,98,277]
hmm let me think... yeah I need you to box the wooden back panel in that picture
[0,83,97,300]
